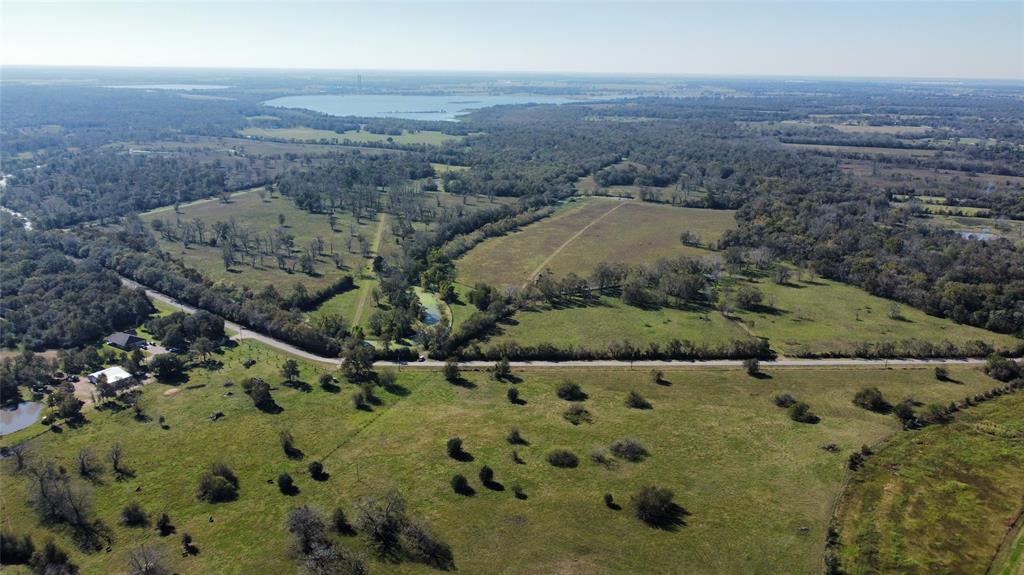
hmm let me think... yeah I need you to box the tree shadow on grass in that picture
[449,450,474,463]
[641,504,691,531]
[449,377,476,389]
[382,381,410,397]
[483,480,504,492]
[284,380,312,393]
[321,381,341,393]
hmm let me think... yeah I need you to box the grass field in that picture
[140,189,378,293]
[482,295,748,350]
[834,392,1024,575]
[729,274,1020,356]
[0,339,1006,575]
[782,142,938,158]
[238,127,461,146]
[457,198,735,288]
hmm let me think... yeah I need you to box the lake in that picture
[264,93,591,121]
[0,402,43,435]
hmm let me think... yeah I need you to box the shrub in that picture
[985,354,1020,382]
[893,403,917,427]
[563,403,593,425]
[852,387,891,413]
[506,428,526,445]
[196,462,238,503]
[354,490,407,553]
[318,373,334,389]
[286,505,327,556]
[650,370,664,385]
[848,452,865,470]
[352,391,367,410]
[446,437,464,459]
[399,519,454,570]
[547,449,579,468]
[0,530,34,564]
[735,285,763,310]
[788,402,819,424]
[630,485,685,528]
[507,387,520,404]
[279,430,300,458]
[308,461,326,480]
[451,474,472,495]
[625,391,652,409]
[610,438,649,462]
[513,485,526,499]
[590,448,612,466]
[556,381,588,401]
[278,473,296,494]
[494,358,511,380]
[28,540,77,575]
[443,357,460,383]
[773,393,797,408]
[155,513,174,536]
[604,493,615,508]
[331,507,355,535]
[120,502,148,527]
[934,366,949,381]
[479,465,494,484]
[743,357,760,376]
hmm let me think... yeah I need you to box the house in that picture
[87,366,134,387]
[106,331,146,351]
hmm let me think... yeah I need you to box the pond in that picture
[417,290,443,325]
[264,93,595,121]
[0,402,43,435]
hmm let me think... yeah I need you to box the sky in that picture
[1,1,1022,80]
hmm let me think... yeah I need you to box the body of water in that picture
[264,93,591,121]
[0,402,43,435]
[106,84,231,91]
[417,290,443,325]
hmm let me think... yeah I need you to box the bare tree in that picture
[127,545,169,575]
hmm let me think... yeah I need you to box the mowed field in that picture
[729,274,1021,357]
[834,392,1024,575]
[483,296,748,350]
[457,198,736,288]
[141,189,379,293]
[238,127,462,146]
[0,340,1007,575]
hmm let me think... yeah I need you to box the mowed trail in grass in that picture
[835,392,1024,575]
[141,189,375,293]
[457,197,736,288]
[729,275,1021,356]
[0,339,1006,575]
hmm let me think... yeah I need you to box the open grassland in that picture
[574,174,698,203]
[0,340,1006,575]
[107,136,401,158]
[834,392,1024,575]
[729,274,1020,357]
[782,142,938,158]
[923,214,1024,242]
[482,295,746,350]
[141,189,378,293]
[238,127,461,146]
[457,198,734,288]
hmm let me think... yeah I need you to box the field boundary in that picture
[351,213,387,326]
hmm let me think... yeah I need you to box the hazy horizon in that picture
[2,1,1022,80]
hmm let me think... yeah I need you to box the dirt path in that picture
[351,213,388,327]
[522,200,628,288]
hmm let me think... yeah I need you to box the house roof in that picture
[88,366,133,384]
[107,332,144,347]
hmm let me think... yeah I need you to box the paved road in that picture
[121,276,989,370]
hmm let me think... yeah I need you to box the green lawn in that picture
[457,198,735,288]
[728,274,1020,357]
[0,339,1006,575]
[141,189,378,293]
[835,392,1024,575]
[482,295,748,351]
[238,127,461,146]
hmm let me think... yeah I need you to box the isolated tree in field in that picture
[190,337,216,364]
[126,545,168,575]
[29,540,78,575]
[450,474,471,495]
[494,357,511,380]
[341,342,374,382]
[506,427,526,445]
[280,430,301,459]
[196,462,239,503]
[318,372,334,389]
[446,437,465,460]
[852,387,890,413]
[120,502,149,527]
[76,448,103,479]
[278,213,286,227]
[109,443,130,479]
[478,465,494,485]
[281,359,300,383]
[507,387,520,404]
[308,461,326,480]
[556,381,587,401]
[735,285,763,311]
[8,443,29,472]
[563,403,592,425]
[243,377,277,412]
[630,485,685,528]
[773,393,797,408]
[743,358,760,376]
[788,402,819,424]
[547,449,579,468]
[934,366,949,381]
[278,473,297,495]
[149,354,184,380]
[155,513,174,536]
[443,357,460,383]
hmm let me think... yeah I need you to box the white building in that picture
[87,366,134,386]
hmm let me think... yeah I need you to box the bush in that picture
[399,519,454,570]
[445,437,464,459]
[196,462,239,503]
[985,354,1020,382]
[155,513,174,536]
[332,507,355,535]
[934,366,949,381]
[0,530,34,564]
[788,402,819,424]
[120,502,148,527]
[478,465,494,484]
[735,285,763,310]
[852,387,890,413]
[280,430,300,458]
[28,540,77,575]
[630,485,685,528]
[590,448,612,466]
[773,393,796,408]
[494,358,511,380]
[556,381,588,401]
[848,452,865,470]
[625,391,652,409]
[604,493,615,508]
[443,357,460,383]
[318,373,334,389]
[308,461,326,480]
[893,402,917,427]
[506,427,526,445]
[278,473,296,494]
[563,403,593,425]
[451,474,472,495]
[547,449,579,468]
[610,438,649,462]
[507,387,520,404]
[743,357,760,376]
[352,391,367,410]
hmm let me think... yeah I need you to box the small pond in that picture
[0,402,43,435]
[417,290,443,325]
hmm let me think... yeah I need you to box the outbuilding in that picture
[87,366,134,387]
[106,332,147,351]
